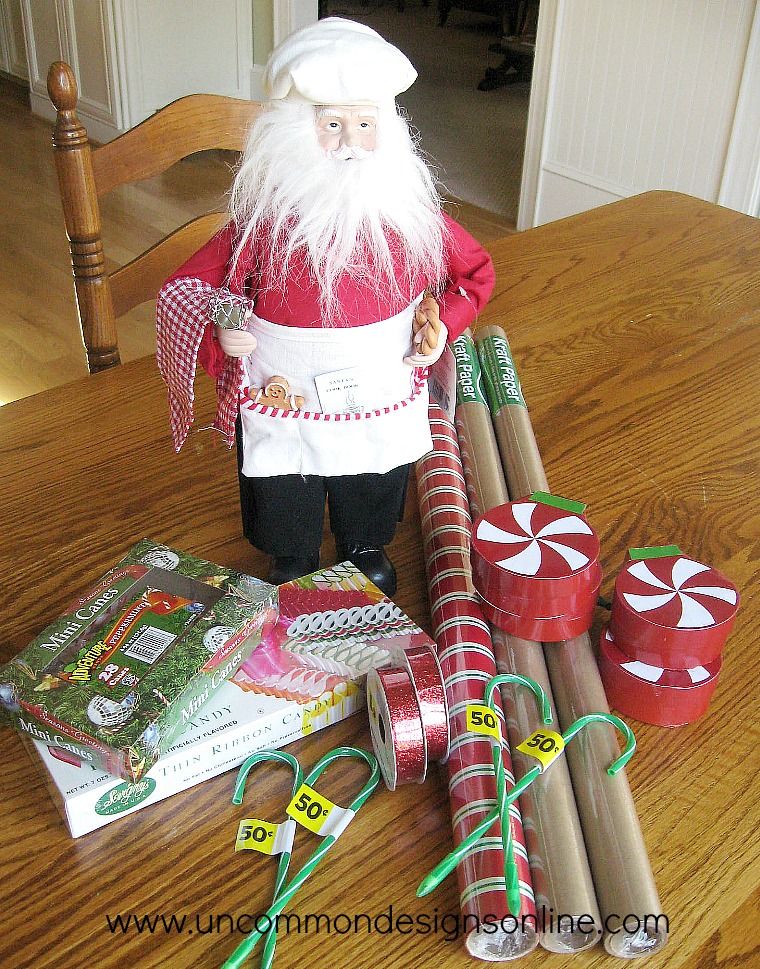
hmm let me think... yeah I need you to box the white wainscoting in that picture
[0,0,28,79]
[25,0,125,142]
[520,0,760,227]
[116,0,254,127]
[24,0,260,141]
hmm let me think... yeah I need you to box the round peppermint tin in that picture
[471,498,601,635]
[477,562,601,641]
[610,554,738,667]
[598,626,722,727]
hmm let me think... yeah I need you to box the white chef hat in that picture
[263,17,417,105]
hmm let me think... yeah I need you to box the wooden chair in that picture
[47,62,263,372]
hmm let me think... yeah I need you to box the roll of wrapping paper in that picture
[416,404,538,960]
[452,330,601,953]
[475,324,668,957]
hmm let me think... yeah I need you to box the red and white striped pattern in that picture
[615,556,737,628]
[416,405,537,950]
[239,370,427,420]
[474,500,597,579]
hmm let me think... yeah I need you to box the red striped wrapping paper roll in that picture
[610,554,739,667]
[598,627,722,727]
[416,404,538,960]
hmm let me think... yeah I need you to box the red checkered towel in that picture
[156,277,243,450]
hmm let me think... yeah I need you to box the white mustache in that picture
[327,145,372,161]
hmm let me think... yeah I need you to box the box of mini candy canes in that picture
[24,562,428,837]
[1,540,278,783]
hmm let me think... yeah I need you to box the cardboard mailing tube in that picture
[474,324,668,958]
[453,331,601,953]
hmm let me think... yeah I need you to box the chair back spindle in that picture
[48,61,119,371]
[46,61,263,372]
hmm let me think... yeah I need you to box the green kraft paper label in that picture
[452,335,487,407]
[95,776,156,815]
[531,492,587,514]
[477,335,526,411]
[628,545,683,560]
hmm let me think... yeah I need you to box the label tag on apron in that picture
[315,366,368,414]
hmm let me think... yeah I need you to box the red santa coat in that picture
[156,213,494,475]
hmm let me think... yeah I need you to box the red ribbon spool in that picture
[401,643,449,763]
[367,645,449,790]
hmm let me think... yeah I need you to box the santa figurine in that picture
[156,18,494,595]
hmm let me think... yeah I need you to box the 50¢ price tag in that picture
[466,703,501,740]
[234,818,296,855]
[286,783,355,838]
[516,729,565,770]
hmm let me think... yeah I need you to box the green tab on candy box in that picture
[628,545,683,560]
[530,491,588,514]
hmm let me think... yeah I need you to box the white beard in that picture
[229,99,447,324]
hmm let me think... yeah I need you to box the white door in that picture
[518,0,760,228]
[0,0,28,80]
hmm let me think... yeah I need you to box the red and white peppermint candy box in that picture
[476,579,602,641]
[471,497,601,633]
[598,627,721,727]
[610,554,738,667]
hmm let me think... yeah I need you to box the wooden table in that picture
[0,191,757,968]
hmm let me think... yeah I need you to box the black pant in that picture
[236,424,410,556]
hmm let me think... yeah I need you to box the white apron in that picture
[238,297,433,478]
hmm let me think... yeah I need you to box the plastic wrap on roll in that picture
[476,324,668,958]
[453,331,601,953]
[416,404,538,961]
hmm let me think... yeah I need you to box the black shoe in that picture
[336,545,397,598]
[267,553,319,585]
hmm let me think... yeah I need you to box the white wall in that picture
[23,1,319,138]
[24,0,258,140]
[116,0,254,126]
[520,0,760,227]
